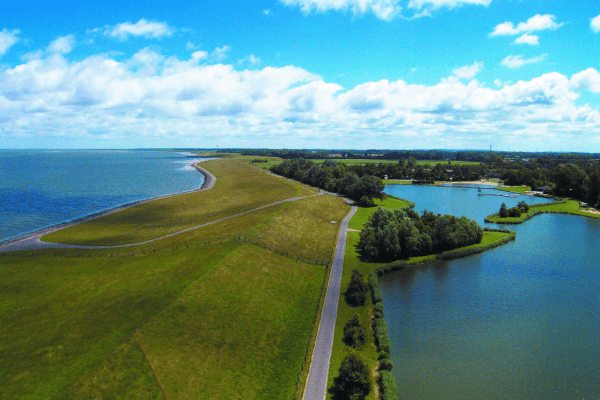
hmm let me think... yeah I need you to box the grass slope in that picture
[0,160,349,400]
[495,185,531,193]
[43,159,316,246]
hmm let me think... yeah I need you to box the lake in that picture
[0,150,206,243]
[381,184,600,399]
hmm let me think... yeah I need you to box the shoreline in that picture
[0,161,216,250]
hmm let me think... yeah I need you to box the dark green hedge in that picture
[436,228,516,260]
[380,370,399,400]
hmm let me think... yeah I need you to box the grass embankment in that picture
[43,159,316,246]
[0,160,350,400]
[485,199,600,224]
[327,197,514,400]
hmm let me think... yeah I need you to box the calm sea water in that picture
[0,150,206,242]
[381,185,600,399]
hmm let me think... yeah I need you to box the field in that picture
[0,160,350,400]
[43,159,315,246]
[495,185,531,193]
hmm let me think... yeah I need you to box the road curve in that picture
[304,203,357,400]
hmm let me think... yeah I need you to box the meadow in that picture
[0,159,349,400]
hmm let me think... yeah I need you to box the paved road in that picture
[304,203,357,400]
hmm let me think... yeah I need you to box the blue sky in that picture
[1,0,600,151]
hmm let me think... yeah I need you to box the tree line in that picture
[358,208,483,261]
[270,159,385,205]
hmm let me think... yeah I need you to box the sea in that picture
[0,150,207,243]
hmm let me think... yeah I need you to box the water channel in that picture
[381,185,600,399]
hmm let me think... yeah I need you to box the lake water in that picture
[0,150,206,243]
[381,185,600,399]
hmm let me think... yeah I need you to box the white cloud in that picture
[571,68,600,93]
[48,35,75,54]
[0,48,599,149]
[591,14,600,33]
[104,18,174,40]
[211,45,230,61]
[501,54,546,69]
[514,33,539,45]
[0,29,19,56]
[279,0,402,20]
[263,9,271,15]
[490,14,562,37]
[493,79,502,87]
[453,61,483,80]
[279,0,491,19]
[239,54,261,66]
[407,0,491,11]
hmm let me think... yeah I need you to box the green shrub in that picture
[330,351,371,400]
[373,302,384,316]
[373,317,391,353]
[379,358,394,371]
[378,351,389,360]
[343,315,366,349]
[345,269,369,307]
[380,370,398,400]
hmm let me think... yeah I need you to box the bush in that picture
[380,370,399,400]
[343,315,366,349]
[379,359,394,371]
[378,351,389,360]
[373,317,391,353]
[345,269,369,307]
[508,207,521,217]
[330,351,371,400]
[373,302,384,316]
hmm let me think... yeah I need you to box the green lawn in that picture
[495,185,531,193]
[43,159,316,246]
[0,160,349,400]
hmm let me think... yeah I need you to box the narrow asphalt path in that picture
[304,203,357,400]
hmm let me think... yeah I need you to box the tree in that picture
[345,269,369,307]
[499,203,509,218]
[343,315,366,349]
[517,200,529,213]
[330,351,371,400]
[508,207,521,217]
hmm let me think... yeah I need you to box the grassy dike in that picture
[326,198,516,400]
[485,199,600,224]
[0,159,350,400]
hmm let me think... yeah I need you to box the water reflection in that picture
[379,186,600,399]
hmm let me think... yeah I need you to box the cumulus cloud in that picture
[490,14,562,37]
[0,29,19,56]
[104,18,174,40]
[0,47,599,148]
[279,0,402,20]
[501,54,546,69]
[48,35,75,54]
[452,61,483,80]
[280,0,491,19]
[211,45,231,61]
[591,14,600,33]
[514,33,539,45]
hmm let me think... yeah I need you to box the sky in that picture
[1,0,600,151]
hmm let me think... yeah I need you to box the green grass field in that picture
[43,159,316,246]
[495,185,531,193]
[0,160,350,400]
[486,199,600,223]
